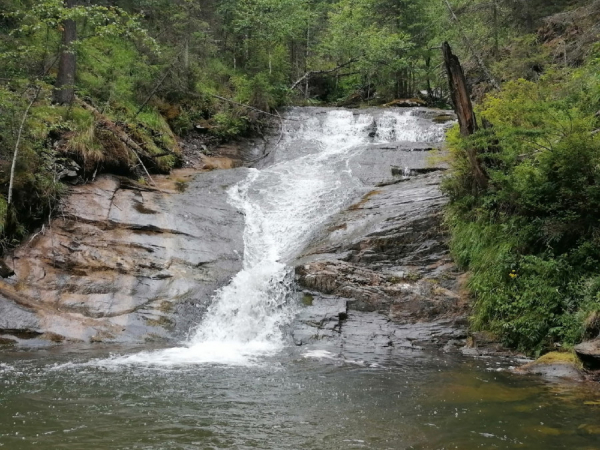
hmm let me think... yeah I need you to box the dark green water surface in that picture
[0,345,599,449]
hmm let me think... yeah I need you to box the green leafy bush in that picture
[444,57,600,353]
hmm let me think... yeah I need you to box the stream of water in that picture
[1,108,599,448]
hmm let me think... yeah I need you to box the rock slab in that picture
[0,169,247,345]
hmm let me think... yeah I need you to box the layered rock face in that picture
[0,168,246,345]
[291,109,469,348]
[295,172,466,322]
[0,107,466,351]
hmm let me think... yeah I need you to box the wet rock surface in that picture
[0,168,247,345]
[292,109,470,350]
[575,339,600,370]
[295,172,466,322]
[291,293,467,354]
[516,360,585,381]
[1,107,466,351]
[514,352,587,382]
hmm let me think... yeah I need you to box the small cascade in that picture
[105,108,448,366]
[375,111,446,143]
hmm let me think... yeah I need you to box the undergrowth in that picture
[443,48,600,354]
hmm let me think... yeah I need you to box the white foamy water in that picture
[375,111,446,143]
[99,109,445,367]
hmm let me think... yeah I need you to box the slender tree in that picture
[53,0,77,105]
[54,0,77,105]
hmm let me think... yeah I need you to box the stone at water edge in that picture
[515,352,585,381]
[575,339,600,370]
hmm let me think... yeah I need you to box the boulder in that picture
[515,352,585,381]
[574,339,600,370]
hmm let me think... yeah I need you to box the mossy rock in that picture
[302,293,314,306]
[516,352,584,380]
[432,114,455,124]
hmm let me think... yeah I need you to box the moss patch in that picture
[145,315,173,329]
[302,294,314,306]
[41,333,65,343]
[534,351,584,369]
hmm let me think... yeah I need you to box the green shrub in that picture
[444,55,600,354]
[210,111,249,140]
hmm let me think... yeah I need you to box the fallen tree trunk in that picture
[442,41,489,190]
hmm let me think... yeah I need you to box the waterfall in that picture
[105,108,446,367]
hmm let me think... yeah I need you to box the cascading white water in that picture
[375,111,446,143]
[104,108,445,367]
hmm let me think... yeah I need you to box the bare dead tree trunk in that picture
[442,41,488,190]
[53,0,77,105]
[8,86,42,205]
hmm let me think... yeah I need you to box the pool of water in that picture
[1,345,599,449]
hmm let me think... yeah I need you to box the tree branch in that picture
[290,58,359,91]
[208,94,298,121]
[443,0,500,90]
[134,46,187,119]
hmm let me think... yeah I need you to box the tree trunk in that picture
[442,41,488,190]
[53,0,77,105]
[425,55,433,102]
[492,0,499,57]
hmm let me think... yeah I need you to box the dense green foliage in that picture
[443,11,600,353]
